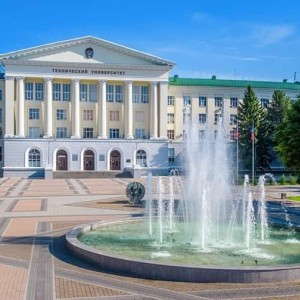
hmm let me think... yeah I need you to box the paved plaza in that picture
[0,177,300,300]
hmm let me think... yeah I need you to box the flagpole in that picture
[236,120,239,184]
[252,120,255,185]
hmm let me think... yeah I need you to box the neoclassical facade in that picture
[0,36,300,178]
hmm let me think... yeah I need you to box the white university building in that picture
[0,36,299,178]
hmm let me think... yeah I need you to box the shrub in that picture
[288,176,296,185]
[280,174,286,185]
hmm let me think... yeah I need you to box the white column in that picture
[125,81,133,139]
[4,76,15,137]
[150,82,158,139]
[98,80,107,139]
[159,81,168,139]
[71,79,80,138]
[44,77,53,138]
[16,77,25,137]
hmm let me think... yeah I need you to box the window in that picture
[56,127,67,138]
[135,129,145,139]
[83,110,93,121]
[199,130,205,139]
[109,128,120,138]
[199,113,206,124]
[136,149,147,167]
[106,84,123,102]
[80,84,88,102]
[215,97,222,107]
[0,90,2,101]
[230,97,238,107]
[79,83,97,102]
[167,113,174,124]
[168,96,174,106]
[25,82,44,101]
[0,146,2,161]
[0,108,2,123]
[214,113,221,125]
[230,114,237,125]
[56,109,67,120]
[29,108,40,120]
[28,149,41,167]
[28,127,40,138]
[89,84,97,102]
[135,111,145,122]
[261,98,269,108]
[110,110,120,122]
[183,96,191,106]
[168,148,175,162]
[53,83,71,101]
[167,130,174,140]
[199,96,207,107]
[132,85,149,103]
[83,128,93,138]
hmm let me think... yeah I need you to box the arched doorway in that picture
[110,150,121,170]
[56,150,68,171]
[84,150,95,170]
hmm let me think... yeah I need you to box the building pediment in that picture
[0,36,175,69]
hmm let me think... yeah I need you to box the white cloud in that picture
[191,11,213,23]
[251,24,294,45]
[234,56,260,62]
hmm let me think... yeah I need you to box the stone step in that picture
[53,171,132,179]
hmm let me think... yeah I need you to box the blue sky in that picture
[1,0,299,82]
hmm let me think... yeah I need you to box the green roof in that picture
[169,76,300,90]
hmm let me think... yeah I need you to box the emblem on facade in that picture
[85,47,94,59]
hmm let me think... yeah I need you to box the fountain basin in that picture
[66,219,300,283]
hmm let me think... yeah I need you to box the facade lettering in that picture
[52,68,125,75]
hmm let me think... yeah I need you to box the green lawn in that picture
[288,195,300,201]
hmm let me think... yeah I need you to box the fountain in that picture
[66,121,300,283]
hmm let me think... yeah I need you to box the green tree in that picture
[275,96,300,173]
[238,86,272,171]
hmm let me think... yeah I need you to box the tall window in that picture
[133,85,149,103]
[29,108,40,120]
[25,82,44,101]
[28,127,40,138]
[199,96,207,107]
[35,83,44,101]
[230,97,238,107]
[28,149,41,167]
[53,83,71,101]
[230,114,237,125]
[199,113,206,124]
[109,128,120,138]
[167,113,175,124]
[56,127,67,138]
[183,96,191,106]
[83,128,93,138]
[167,130,174,140]
[89,84,97,102]
[53,83,61,101]
[261,98,269,108]
[168,148,175,162]
[214,113,221,124]
[80,84,88,101]
[141,86,149,103]
[56,109,67,120]
[215,97,222,107]
[25,82,34,100]
[136,150,147,167]
[106,84,123,102]
[135,111,145,122]
[168,96,174,106]
[63,84,71,101]
[135,129,145,139]
[83,110,93,121]
[110,110,120,121]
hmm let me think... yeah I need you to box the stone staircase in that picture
[53,170,132,179]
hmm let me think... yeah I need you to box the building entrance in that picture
[110,150,121,170]
[56,150,68,171]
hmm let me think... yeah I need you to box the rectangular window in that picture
[230,114,237,125]
[83,127,93,138]
[83,109,93,121]
[168,96,174,106]
[132,86,140,103]
[89,84,97,102]
[80,84,88,102]
[135,111,145,122]
[215,97,222,107]
[25,82,34,100]
[110,110,120,122]
[261,98,269,108]
[63,84,71,101]
[199,96,207,107]
[230,97,238,107]
[167,113,175,124]
[199,113,206,124]
[167,129,174,140]
[214,113,221,124]
[29,108,40,119]
[106,84,114,102]
[53,83,61,101]
[56,127,67,138]
[109,128,120,139]
[141,86,149,103]
[183,96,191,106]
[115,85,123,102]
[35,83,44,101]
[168,148,175,162]
[28,127,40,138]
[56,109,67,120]
[0,90,2,101]
[135,128,145,139]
